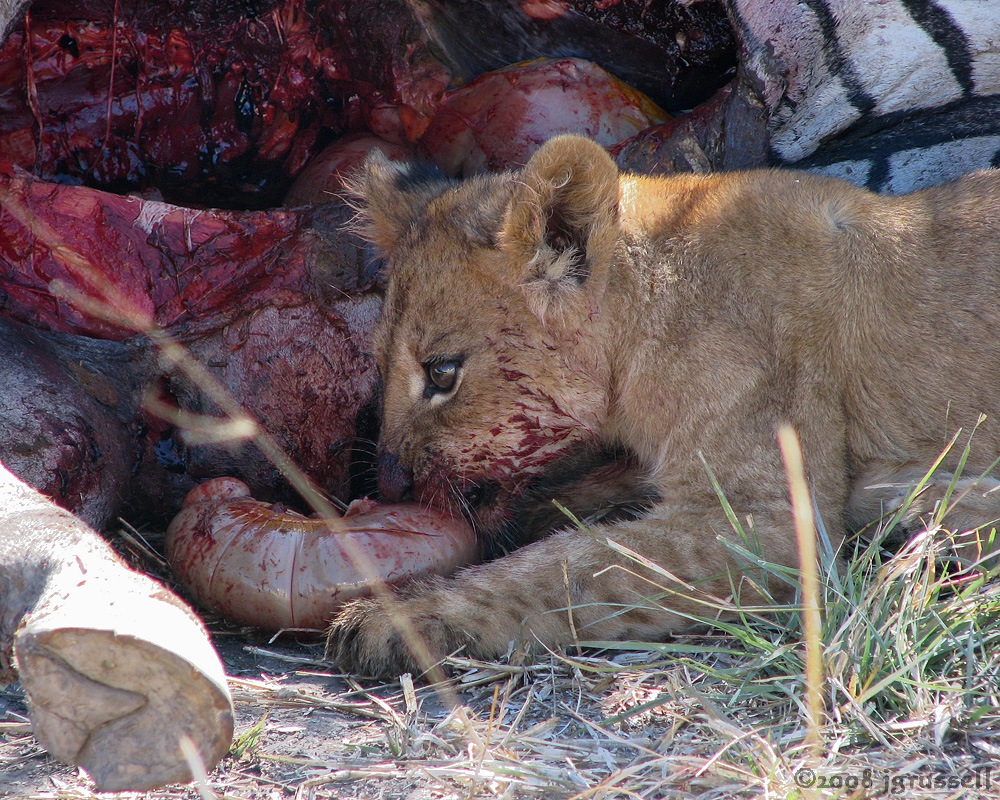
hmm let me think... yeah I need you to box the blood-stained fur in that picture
[328,134,1000,676]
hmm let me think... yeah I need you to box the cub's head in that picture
[353,136,622,535]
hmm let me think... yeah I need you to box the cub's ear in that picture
[500,135,620,319]
[347,152,452,253]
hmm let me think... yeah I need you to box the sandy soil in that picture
[2,627,677,800]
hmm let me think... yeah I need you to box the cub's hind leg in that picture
[847,464,1000,562]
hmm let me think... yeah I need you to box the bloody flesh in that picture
[0,169,376,338]
[0,0,450,207]
[0,0,736,207]
[0,171,381,518]
[0,0,355,208]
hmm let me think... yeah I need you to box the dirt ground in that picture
[1,623,696,800]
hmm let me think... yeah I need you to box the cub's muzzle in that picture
[376,450,414,502]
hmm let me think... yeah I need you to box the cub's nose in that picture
[377,450,414,502]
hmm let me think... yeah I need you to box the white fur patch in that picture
[831,0,964,114]
[883,136,1000,193]
[805,159,873,185]
[945,1,1000,95]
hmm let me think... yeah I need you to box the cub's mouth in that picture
[457,444,662,558]
[458,478,517,551]
[461,480,503,512]
[373,442,659,557]
[374,449,511,530]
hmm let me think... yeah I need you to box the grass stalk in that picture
[777,424,824,759]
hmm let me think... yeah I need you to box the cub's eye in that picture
[425,358,462,394]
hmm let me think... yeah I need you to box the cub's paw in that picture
[325,593,464,678]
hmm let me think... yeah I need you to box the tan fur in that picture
[329,135,1000,676]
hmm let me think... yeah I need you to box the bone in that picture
[0,462,234,792]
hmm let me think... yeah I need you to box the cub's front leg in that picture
[327,505,799,677]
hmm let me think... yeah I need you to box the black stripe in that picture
[726,1,762,55]
[792,94,1000,188]
[866,157,893,193]
[801,0,878,114]
[794,94,1000,166]
[899,0,976,97]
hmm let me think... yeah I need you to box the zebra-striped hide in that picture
[734,0,1000,192]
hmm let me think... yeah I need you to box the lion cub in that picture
[329,134,1000,676]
